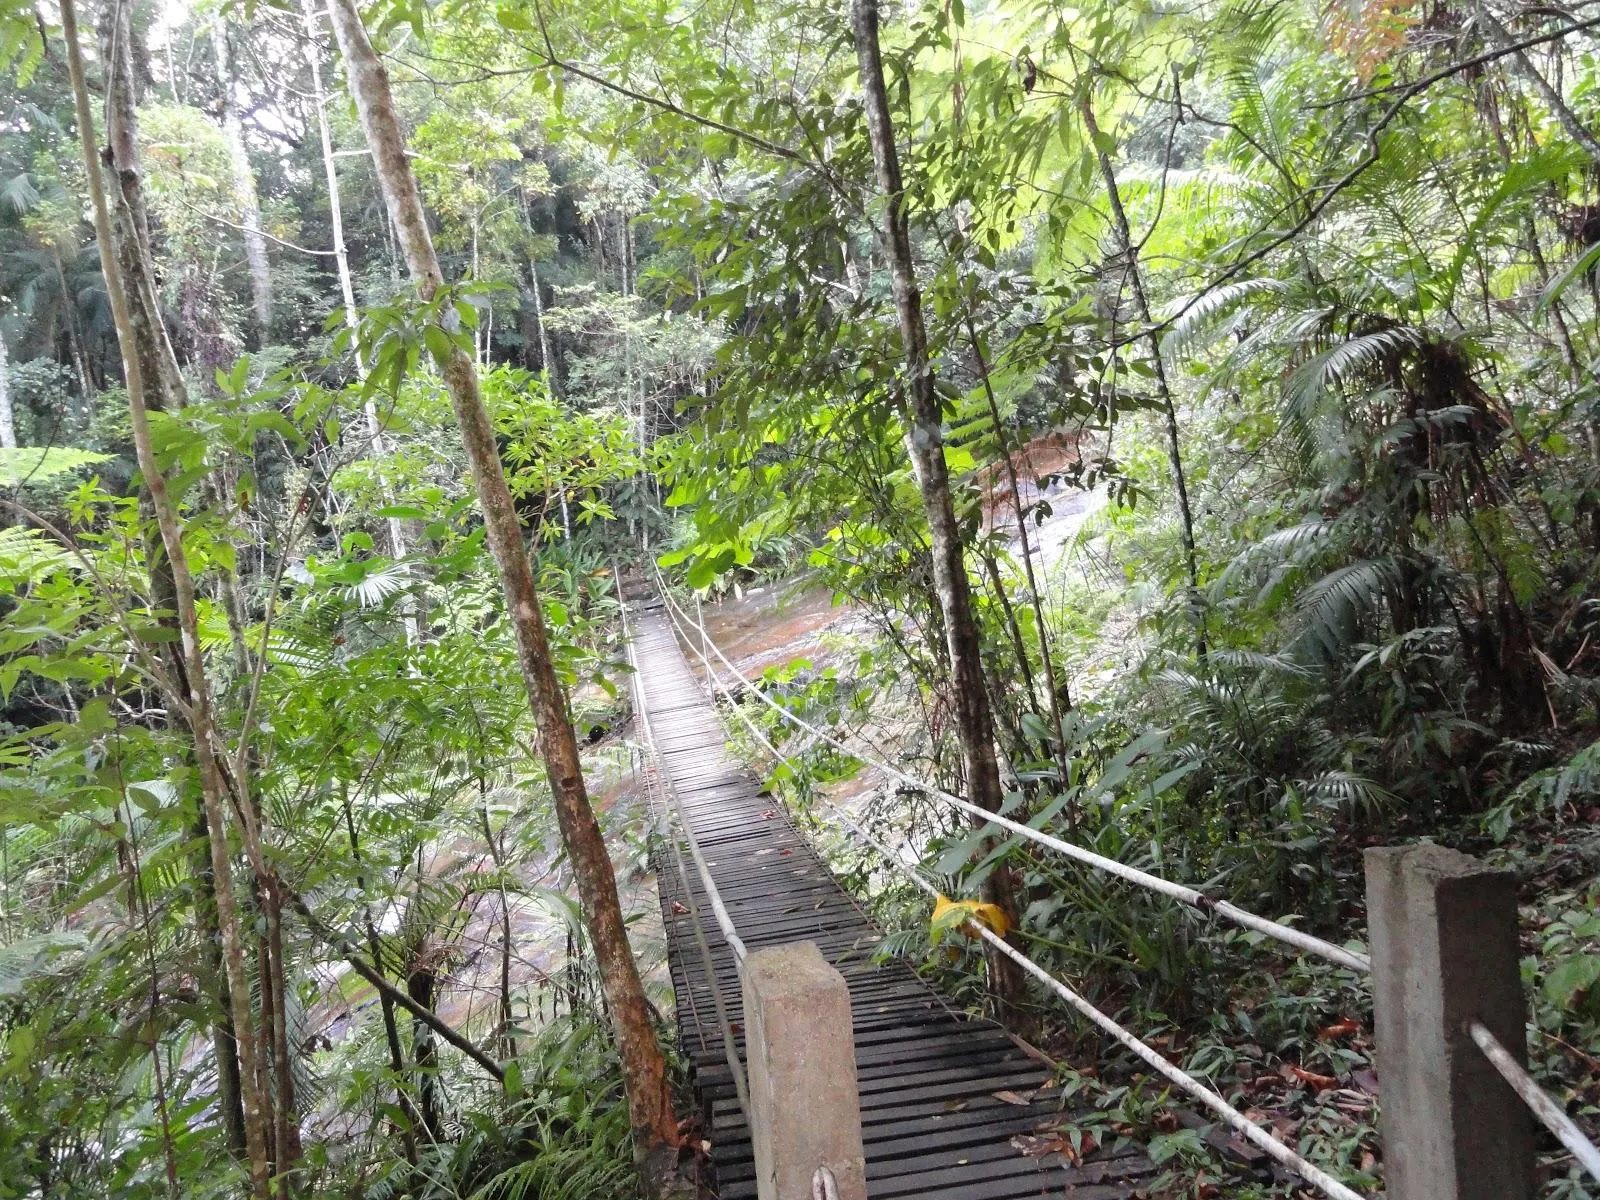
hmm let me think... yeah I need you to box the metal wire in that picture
[655,573,1370,973]
[657,585,1371,1200]
[1470,1020,1600,1184]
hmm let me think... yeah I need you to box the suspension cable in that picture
[619,587,751,1119]
[654,572,1369,974]
[659,594,1367,1200]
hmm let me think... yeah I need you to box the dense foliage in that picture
[2,0,1599,1194]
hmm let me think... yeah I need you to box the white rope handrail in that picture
[653,573,1370,974]
[628,595,748,962]
[663,597,1369,1200]
[619,585,751,1121]
[1470,1020,1600,1184]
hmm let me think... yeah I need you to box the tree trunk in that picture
[51,249,93,411]
[339,791,418,1165]
[406,963,442,1142]
[530,258,560,399]
[0,324,14,449]
[100,3,190,414]
[850,0,1028,1026]
[303,0,416,644]
[323,2,682,1189]
[264,878,302,1177]
[213,21,273,343]
[62,2,275,1196]
[1079,96,1206,659]
[193,803,250,1155]
[100,0,257,1166]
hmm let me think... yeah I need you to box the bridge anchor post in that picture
[742,940,867,1200]
[1365,844,1534,1200]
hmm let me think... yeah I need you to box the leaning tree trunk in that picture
[850,0,1029,1026]
[100,0,253,1156]
[324,1,682,1189]
[213,21,273,343]
[62,1,274,1196]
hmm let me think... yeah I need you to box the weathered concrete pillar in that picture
[1365,844,1533,1200]
[741,941,867,1200]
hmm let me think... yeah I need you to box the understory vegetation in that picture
[1,0,1599,1194]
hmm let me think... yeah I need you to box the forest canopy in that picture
[1,0,1599,1194]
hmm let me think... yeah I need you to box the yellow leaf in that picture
[931,895,1011,940]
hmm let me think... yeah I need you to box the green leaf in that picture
[0,932,87,995]
[1544,954,1600,1007]
[1537,242,1600,315]
[495,3,532,30]
[424,324,456,365]
[0,448,110,488]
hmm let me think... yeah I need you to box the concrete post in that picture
[1364,844,1534,1200]
[741,941,868,1200]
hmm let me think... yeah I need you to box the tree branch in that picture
[288,890,506,1083]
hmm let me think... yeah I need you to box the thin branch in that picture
[288,891,506,1082]
[1141,12,1600,344]
[167,196,339,256]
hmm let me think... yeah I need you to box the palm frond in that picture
[1293,558,1404,661]
[0,931,88,994]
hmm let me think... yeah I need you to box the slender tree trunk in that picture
[264,878,302,1178]
[62,3,274,1197]
[531,259,559,398]
[478,780,519,1059]
[100,4,189,413]
[850,0,1028,1026]
[121,802,181,1200]
[963,312,1072,781]
[213,21,273,343]
[1080,96,1206,659]
[303,0,416,640]
[406,961,441,1141]
[100,0,256,1162]
[51,250,93,408]
[340,791,418,1165]
[324,3,682,1188]
[193,805,250,1155]
[0,325,14,449]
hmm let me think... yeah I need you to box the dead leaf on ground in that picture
[1010,1129,1098,1165]
[1281,1063,1339,1091]
[992,1088,1036,1106]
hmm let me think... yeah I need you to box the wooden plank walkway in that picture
[628,601,1154,1199]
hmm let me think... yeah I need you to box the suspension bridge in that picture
[621,582,1600,1200]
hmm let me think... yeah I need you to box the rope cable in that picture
[1470,1020,1600,1184]
[654,572,1369,973]
[619,587,751,1119]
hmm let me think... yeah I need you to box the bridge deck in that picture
[629,604,1153,1199]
